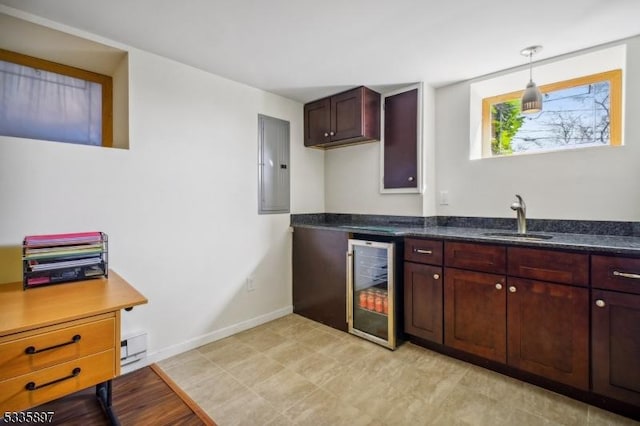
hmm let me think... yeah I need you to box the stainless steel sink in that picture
[482,232,553,241]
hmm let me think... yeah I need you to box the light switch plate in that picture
[440,190,449,205]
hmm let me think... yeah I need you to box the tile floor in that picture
[158,314,639,426]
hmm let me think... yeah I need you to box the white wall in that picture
[324,86,437,217]
[324,142,423,216]
[0,12,324,362]
[435,38,640,221]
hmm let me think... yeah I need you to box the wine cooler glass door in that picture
[348,240,395,349]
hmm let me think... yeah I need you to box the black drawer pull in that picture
[25,367,81,391]
[25,334,81,355]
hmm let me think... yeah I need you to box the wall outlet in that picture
[246,276,256,292]
[440,190,450,205]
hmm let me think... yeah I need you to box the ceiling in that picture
[1,0,640,103]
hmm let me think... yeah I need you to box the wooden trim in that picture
[481,69,623,154]
[0,48,113,147]
[150,364,217,426]
[481,97,492,158]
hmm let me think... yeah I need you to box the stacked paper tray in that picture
[22,232,108,289]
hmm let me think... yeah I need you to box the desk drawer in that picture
[0,318,115,381]
[0,349,115,413]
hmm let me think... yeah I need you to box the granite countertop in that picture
[291,214,640,256]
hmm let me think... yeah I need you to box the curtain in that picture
[0,59,102,146]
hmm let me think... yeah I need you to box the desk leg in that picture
[96,381,120,426]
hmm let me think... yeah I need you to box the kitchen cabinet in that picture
[292,227,349,331]
[507,277,588,389]
[404,238,443,343]
[444,267,507,362]
[382,87,419,190]
[591,255,640,405]
[304,86,380,148]
[444,242,507,362]
[507,247,589,389]
[443,242,589,389]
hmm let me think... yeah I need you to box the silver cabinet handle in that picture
[346,252,353,323]
[595,299,606,308]
[329,131,335,136]
[509,286,517,293]
[495,283,503,290]
[408,176,414,182]
[433,274,440,280]
[324,132,329,137]
[613,271,640,280]
[414,249,432,255]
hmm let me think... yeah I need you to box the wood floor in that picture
[8,364,216,426]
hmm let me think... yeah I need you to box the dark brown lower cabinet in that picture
[292,227,348,331]
[404,262,443,343]
[507,278,589,390]
[592,289,640,405]
[444,269,589,389]
[444,268,507,363]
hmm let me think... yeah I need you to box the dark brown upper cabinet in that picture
[381,84,421,193]
[304,86,380,149]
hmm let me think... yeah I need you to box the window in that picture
[0,48,112,147]
[481,69,621,157]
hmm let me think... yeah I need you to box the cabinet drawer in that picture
[444,242,506,274]
[405,238,443,265]
[592,255,640,295]
[508,247,588,286]
[0,318,115,381]
[0,349,115,413]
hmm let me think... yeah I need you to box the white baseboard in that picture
[121,305,293,374]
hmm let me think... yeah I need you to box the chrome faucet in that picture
[510,194,527,234]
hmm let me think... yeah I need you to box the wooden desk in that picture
[0,271,147,423]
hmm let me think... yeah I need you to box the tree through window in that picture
[482,69,621,157]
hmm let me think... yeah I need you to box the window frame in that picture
[481,69,622,158]
[0,48,113,147]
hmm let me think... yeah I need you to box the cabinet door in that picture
[444,268,506,362]
[304,98,331,147]
[507,278,589,390]
[404,262,443,343]
[592,289,640,405]
[331,88,363,141]
[292,227,348,331]
[383,88,418,189]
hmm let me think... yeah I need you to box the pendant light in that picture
[520,45,543,114]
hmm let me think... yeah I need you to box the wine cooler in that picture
[347,238,399,349]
